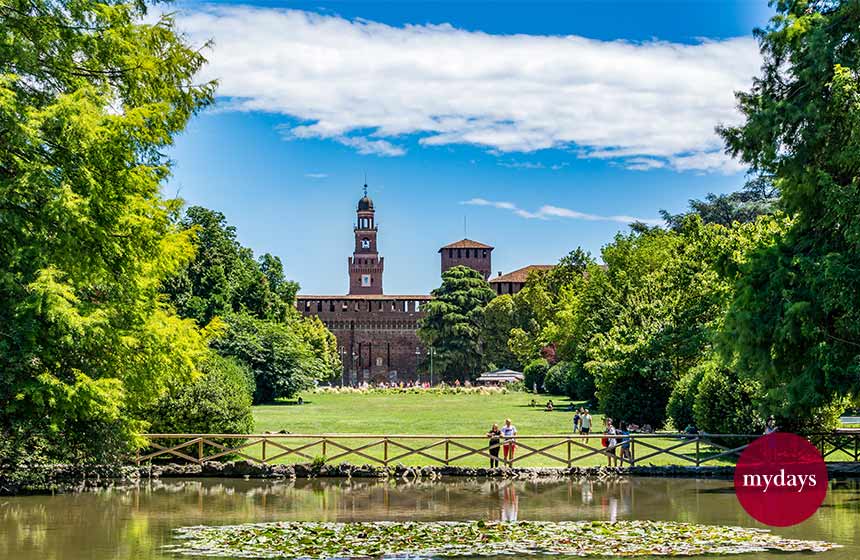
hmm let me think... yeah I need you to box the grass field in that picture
[253,391,582,435]
[246,391,744,467]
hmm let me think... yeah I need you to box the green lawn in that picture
[246,391,741,468]
[253,391,581,436]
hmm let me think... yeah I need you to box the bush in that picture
[145,354,255,438]
[666,366,705,431]
[593,352,676,429]
[692,362,762,435]
[523,358,550,393]
[543,362,570,395]
[569,367,597,402]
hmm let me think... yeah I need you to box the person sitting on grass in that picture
[545,400,554,412]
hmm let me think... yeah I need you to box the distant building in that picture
[439,238,494,280]
[476,368,524,385]
[297,187,431,384]
[489,264,555,295]
[296,186,554,384]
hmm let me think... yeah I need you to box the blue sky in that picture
[165,0,773,295]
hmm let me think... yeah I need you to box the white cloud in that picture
[305,172,329,179]
[462,198,663,225]
[498,161,570,170]
[175,6,759,172]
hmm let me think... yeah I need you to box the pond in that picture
[1,476,858,559]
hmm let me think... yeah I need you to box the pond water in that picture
[1,477,858,559]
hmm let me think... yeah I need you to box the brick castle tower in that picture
[439,239,494,280]
[348,185,384,294]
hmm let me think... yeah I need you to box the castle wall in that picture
[297,296,431,384]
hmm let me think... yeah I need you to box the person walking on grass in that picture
[573,409,581,433]
[580,409,592,435]
[487,423,502,468]
[501,418,517,465]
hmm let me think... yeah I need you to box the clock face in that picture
[361,274,371,287]
[361,238,370,248]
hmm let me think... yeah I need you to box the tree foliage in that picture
[0,0,215,460]
[418,266,497,381]
[212,313,339,404]
[716,0,860,424]
[145,354,255,438]
[164,206,298,324]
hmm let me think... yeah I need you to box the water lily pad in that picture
[168,520,839,558]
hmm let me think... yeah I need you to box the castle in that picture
[296,187,544,384]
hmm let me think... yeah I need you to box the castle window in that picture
[449,249,453,258]
[316,301,322,312]
[361,238,370,249]
[466,249,470,258]
[457,249,462,258]
[482,249,487,258]
[329,301,335,311]
[414,300,420,312]
[376,357,383,367]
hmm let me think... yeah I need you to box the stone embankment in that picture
[3,461,860,495]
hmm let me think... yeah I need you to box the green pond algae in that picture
[169,519,839,558]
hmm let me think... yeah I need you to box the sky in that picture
[164,0,774,295]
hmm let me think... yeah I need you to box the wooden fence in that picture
[137,431,860,467]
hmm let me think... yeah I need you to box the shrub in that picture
[569,367,597,402]
[523,358,550,393]
[145,355,255,441]
[544,361,573,396]
[692,362,762,435]
[666,366,705,431]
[592,352,675,429]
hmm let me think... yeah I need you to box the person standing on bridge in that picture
[486,423,502,468]
[501,418,517,465]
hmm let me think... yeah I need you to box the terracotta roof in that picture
[438,238,494,251]
[297,294,432,300]
[489,264,555,284]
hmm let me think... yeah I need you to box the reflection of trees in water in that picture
[2,478,858,560]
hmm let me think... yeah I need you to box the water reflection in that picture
[1,476,858,559]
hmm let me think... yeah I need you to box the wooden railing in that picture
[137,431,860,467]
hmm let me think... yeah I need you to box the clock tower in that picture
[348,185,384,294]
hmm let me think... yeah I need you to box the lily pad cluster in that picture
[169,520,839,558]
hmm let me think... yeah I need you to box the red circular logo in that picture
[734,432,828,526]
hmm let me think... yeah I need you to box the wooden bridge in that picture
[137,431,860,467]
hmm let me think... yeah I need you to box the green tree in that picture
[661,177,779,230]
[717,0,860,425]
[145,355,255,439]
[418,266,496,381]
[523,358,550,393]
[0,0,214,461]
[164,206,299,324]
[481,295,521,369]
[212,313,338,404]
[587,220,732,428]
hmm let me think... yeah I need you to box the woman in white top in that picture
[501,418,517,465]
[605,418,618,467]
